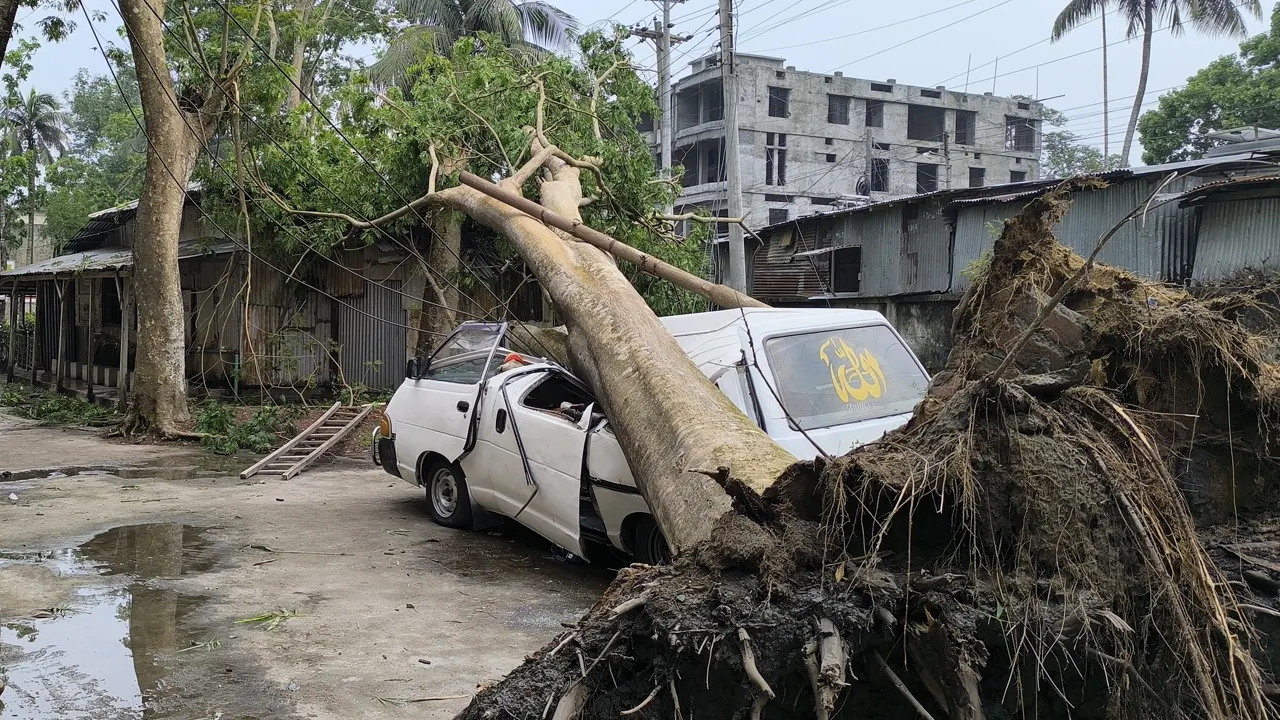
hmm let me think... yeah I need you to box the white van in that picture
[373,308,929,563]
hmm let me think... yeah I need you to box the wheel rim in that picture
[430,467,459,518]
[647,527,670,564]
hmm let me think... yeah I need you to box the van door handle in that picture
[457,400,470,412]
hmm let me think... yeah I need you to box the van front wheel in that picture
[632,516,670,565]
[424,460,472,529]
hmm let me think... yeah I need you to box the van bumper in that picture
[372,432,401,479]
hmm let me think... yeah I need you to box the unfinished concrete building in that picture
[648,53,1044,233]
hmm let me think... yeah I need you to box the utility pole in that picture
[630,2,689,214]
[942,132,951,190]
[718,0,747,294]
[1101,11,1111,162]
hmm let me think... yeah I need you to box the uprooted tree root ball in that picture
[458,182,1280,720]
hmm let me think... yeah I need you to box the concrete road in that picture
[0,418,611,719]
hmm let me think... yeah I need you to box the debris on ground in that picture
[455,181,1280,720]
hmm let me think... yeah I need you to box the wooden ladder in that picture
[240,402,374,480]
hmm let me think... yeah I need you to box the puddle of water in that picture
[0,523,212,719]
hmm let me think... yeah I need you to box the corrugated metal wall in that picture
[1192,197,1280,282]
[752,220,831,302]
[240,256,333,388]
[338,279,409,390]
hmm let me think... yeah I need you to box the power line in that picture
[79,3,446,338]
[831,0,1018,73]
[746,0,981,52]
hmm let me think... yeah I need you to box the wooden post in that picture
[54,279,67,392]
[117,275,132,411]
[85,278,96,403]
[6,282,16,382]
[29,283,37,384]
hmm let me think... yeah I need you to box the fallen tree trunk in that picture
[445,179,1280,720]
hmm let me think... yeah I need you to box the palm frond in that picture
[1050,0,1110,40]
[516,1,577,50]
[392,0,462,26]
[367,24,451,89]
[1180,0,1260,38]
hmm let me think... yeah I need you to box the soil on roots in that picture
[458,182,1280,720]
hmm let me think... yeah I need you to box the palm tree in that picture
[1051,0,1261,167]
[368,0,577,88]
[5,89,67,263]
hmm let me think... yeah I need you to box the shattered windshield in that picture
[763,325,928,430]
[425,323,508,384]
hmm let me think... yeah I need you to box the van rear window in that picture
[763,325,927,430]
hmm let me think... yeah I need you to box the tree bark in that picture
[119,0,206,434]
[1119,5,1153,168]
[431,152,795,553]
[0,0,20,73]
[284,0,314,111]
[26,149,35,264]
[414,210,460,357]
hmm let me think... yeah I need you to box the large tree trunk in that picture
[0,0,20,72]
[1119,6,1153,167]
[119,0,205,434]
[414,209,460,357]
[284,0,314,111]
[26,157,35,264]
[434,151,795,554]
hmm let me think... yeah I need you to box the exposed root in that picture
[873,650,937,720]
[737,628,774,699]
[621,685,662,716]
[456,180,1280,720]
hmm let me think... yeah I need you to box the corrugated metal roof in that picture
[756,150,1277,235]
[66,185,205,252]
[1176,174,1280,206]
[0,239,235,278]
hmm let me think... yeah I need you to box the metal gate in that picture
[338,280,409,390]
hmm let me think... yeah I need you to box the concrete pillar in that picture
[6,283,16,382]
[85,278,96,403]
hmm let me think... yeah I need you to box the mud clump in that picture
[457,181,1280,720]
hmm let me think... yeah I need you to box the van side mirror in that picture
[406,357,420,379]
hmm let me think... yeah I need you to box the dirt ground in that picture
[0,411,612,719]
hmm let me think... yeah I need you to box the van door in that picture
[477,370,591,557]
[396,323,507,467]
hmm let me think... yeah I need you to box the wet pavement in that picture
[0,524,215,719]
[0,423,613,720]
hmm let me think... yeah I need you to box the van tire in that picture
[632,516,670,565]
[424,459,472,529]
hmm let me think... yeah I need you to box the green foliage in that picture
[1039,105,1124,178]
[1139,3,1280,164]
[0,382,120,426]
[43,68,146,246]
[216,28,700,319]
[195,402,296,454]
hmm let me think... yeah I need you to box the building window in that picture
[920,89,942,99]
[826,153,837,163]
[824,137,834,145]
[907,104,946,141]
[768,87,790,118]
[870,82,893,92]
[824,76,832,84]
[827,95,851,125]
[916,163,939,193]
[776,71,786,80]
[955,111,976,145]
[969,167,985,187]
[765,193,790,202]
[870,158,889,192]
[865,100,884,128]
[1006,116,1038,152]
[769,208,789,226]
[765,133,787,186]
[874,141,891,151]
[1017,101,1031,110]
[831,246,862,293]
[1010,170,1028,183]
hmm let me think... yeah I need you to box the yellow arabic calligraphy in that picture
[819,337,887,403]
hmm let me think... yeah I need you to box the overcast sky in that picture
[19,0,1274,164]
